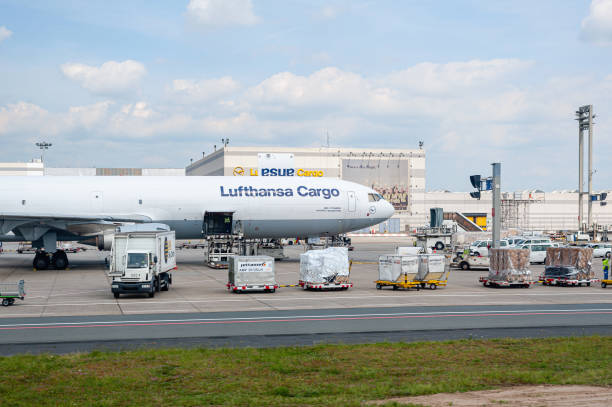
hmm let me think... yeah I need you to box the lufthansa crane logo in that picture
[233,166,245,176]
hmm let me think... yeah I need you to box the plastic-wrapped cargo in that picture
[229,256,276,287]
[417,254,447,281]
[545,247,594,279]
[488,248,532,282]
[378,255,419,282]
[300,247,349,284]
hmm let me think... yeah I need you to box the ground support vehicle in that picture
[376,255,422,290]
[602,279,612,288]
[454,255,489,270]
[478,276,534,288]
[417,279,448,290]
[108,230,176,298]
[414,225,455,251]
[539,276,599,287]
[0,280,25,306]
[227,256,277,293]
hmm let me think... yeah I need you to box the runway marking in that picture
[8,290,612,308]
[1,308,611,330]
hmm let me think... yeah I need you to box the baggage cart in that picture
[375,255,421,290]
[479,276,534,288]
[416,254,450,290]
[602,279,612,288]
[0,280,26,306]
[228,256,277,293]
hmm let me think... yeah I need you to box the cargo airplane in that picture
[0,176,394,269]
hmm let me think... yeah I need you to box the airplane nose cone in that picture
[382,200,395,219]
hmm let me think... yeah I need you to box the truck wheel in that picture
[602,282,607,288]
[154,277,160,292]
[460,262,470,270]
[376,283,382,290]
[8,298,15,305]
[1,299,9,306]
[161,275,169,291]
[113,292,120,299]
[429,284,437,290]
[435,241,445,250]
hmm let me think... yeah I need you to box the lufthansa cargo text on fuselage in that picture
[220,186,340,199]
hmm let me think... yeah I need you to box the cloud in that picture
[186,0,259,27]
[0,26,12,42]
[61,60,146,95]
[169,76,240,103]
[581,0,612,45]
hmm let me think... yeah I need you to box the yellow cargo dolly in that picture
[375,275,422,291]
[416,279,448,290]
[602,279,612,288]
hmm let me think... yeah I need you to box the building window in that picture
[139,199,143,205]
[21,200,26,205]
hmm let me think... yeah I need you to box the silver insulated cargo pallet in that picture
[227,256,277,293]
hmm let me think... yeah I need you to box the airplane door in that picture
[347,191,356,212]
[90,191,103,212]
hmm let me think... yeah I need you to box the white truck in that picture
[108,229,176,298]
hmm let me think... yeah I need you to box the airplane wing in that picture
[0,212,152,240]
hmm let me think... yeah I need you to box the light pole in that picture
[36,141,52,175]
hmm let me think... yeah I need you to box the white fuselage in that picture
[0,176,394,240]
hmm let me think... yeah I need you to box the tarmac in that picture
[1,241,611,354]
[0,242,611,319]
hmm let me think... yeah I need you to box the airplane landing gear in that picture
[33,250,50,270]
[52,250,69,270]
[33,249,69,270]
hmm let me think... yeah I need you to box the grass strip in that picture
[0,336,610,406]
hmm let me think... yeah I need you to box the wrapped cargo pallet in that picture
[417,254,448,281]
[300,247,349,284]
[228,256,277,292]
[488,248,532,282]
[545,247,594,280]
[378,255,419,282]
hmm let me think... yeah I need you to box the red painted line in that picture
[1,311,611,331]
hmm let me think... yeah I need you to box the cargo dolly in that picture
[375,276,421,290]
[479,276,534,288]
[539,276,599,287]
[227,282,278,293]
[299,280,352,290]
[602,279,612,288]
[0,280,26,306]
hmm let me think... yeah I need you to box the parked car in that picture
[518,242,555,264]
[469,240,509,257]
[586,243,611,258]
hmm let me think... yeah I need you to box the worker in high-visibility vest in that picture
[603,256,610,280]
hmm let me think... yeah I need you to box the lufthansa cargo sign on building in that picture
[234,167,324,177]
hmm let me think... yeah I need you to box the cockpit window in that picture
[368,193,381,202]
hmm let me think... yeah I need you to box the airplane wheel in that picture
[33,253,50,270]
[52,251,69,270]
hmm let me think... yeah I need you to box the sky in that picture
[1,0,612,192]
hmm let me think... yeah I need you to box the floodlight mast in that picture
[35,141,52,174]
[575,105,594,232]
